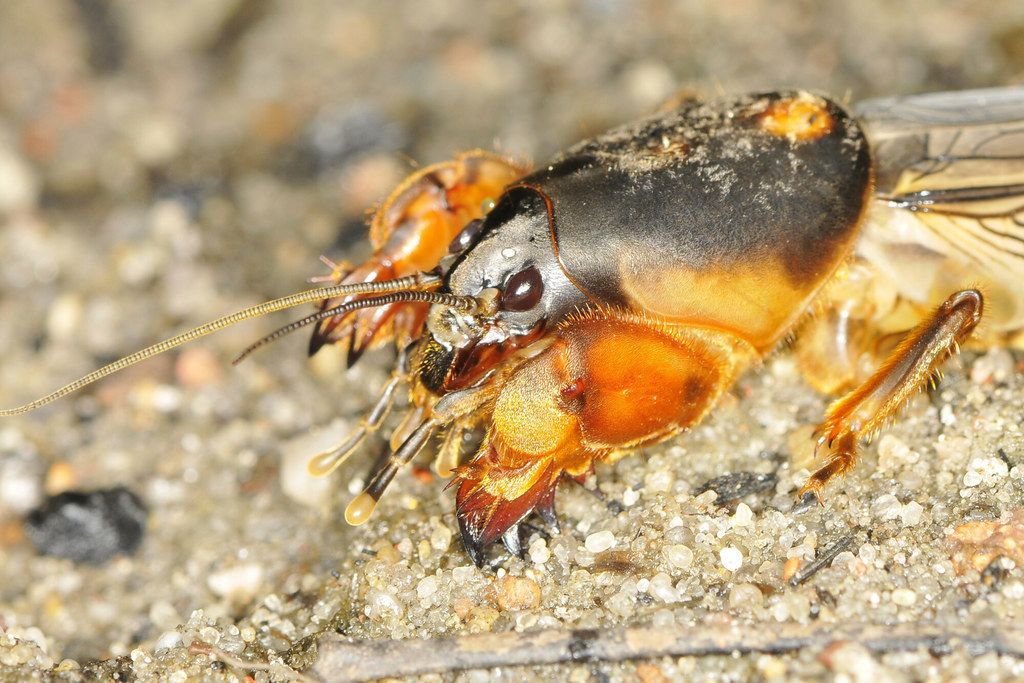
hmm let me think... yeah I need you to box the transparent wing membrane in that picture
[856,87,1024,332]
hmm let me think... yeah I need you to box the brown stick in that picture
[310,621,1024,682]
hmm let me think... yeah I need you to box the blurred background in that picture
[1,0,1023,676]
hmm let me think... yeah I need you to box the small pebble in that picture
[492,576,542,611]
[606,591,637,618]
[453,598,475,619]
[416,576,439,600]
[430,521,453,553]
[891,588,917,606]
[729,583,763,610]
[452,566,477,584]
[44,294,83,341]
[151,385,182,413]
[636,662,670,683]
[648,572,681,603]
[198,626,221,646]
[757,655,787,680]
[174,347,224,388]
[871,493,902,522]
[963,471,983,487]
[876,434,913,470]
[207,563,264,602]
[131,115,183,166]
[664,544,694,569]
[0,459,43,514]
[645,469,674,493]
[831,551,868,576]
[154,630,182,651]
[569,667,591,683]
[1,643,37,666]
[720,547,744,572]
[783,556,801,581]
[971,348,1014,384]
[822,641,879,677]
[896,470,924,490]
[0,145,40,213]
[585,530,616,553]
[44,462,77,496]
[731,502,754,527]
[25,488,147,564]
[529,538,550,564]
[965,457,1009,487]
[899,501,925,526]
[279,422,346,508]
[365,589,404,621]
[1002,581,1024,600]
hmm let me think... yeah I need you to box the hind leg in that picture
[801,289,983,501]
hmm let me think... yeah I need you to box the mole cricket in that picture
[3,88,1023,567]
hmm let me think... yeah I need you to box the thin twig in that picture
[310,622,1024,682]
[189,642,315,683]
[790,534,856,585]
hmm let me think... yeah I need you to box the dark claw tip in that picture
[501,525,524,559]
[345,341,367,369]
[308,332,327,357]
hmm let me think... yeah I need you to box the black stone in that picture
[25,488,147,564]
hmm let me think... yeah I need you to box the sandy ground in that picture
[2,1,1024,681]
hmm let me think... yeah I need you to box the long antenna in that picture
[232,289,477,364]
[0,272,443,416]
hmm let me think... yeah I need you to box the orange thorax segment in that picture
[483,311,754,502]
[620,255,824,353]
[563,319,718,447]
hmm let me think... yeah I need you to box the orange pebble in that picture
[783,556,801,582]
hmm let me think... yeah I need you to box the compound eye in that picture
[448,218,485,254]
[502,266,544,311]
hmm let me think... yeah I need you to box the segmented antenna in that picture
[232,289,477,364]
[0,272,446,416]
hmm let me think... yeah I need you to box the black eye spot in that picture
[502,266,543,312]
[448,218,484,254]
